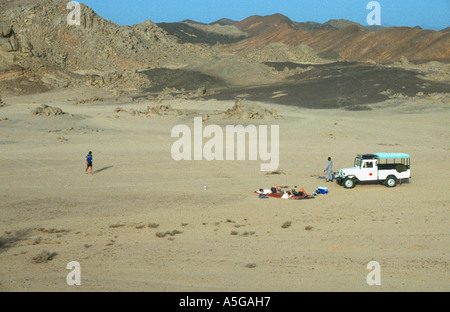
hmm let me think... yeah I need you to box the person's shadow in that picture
[93,166,114,175]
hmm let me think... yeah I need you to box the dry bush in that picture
[109,223,126,229]
[37,228,70,234]
[155,230,183,238]
[0,229,33,251]
[32,250,57,263]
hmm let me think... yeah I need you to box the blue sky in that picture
[79,0,449,30]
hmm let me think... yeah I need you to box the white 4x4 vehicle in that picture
[335,153,411,188]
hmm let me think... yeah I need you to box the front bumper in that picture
[335,174,344,185]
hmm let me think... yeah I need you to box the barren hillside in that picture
[0,0,214,71]
[0,0,217,95]
[0,2,448,98]
[226,14,450,63]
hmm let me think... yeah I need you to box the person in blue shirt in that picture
[85,151,93,175]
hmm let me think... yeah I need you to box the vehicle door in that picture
[360,160,377,181]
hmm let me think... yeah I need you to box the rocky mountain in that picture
[161,13,449,63]
[323,19,360,29]
[234,13,296,37]
[0,0,217,94]
[225,14,450,63]
[210,18,237,26]
[157,21,247,45]
[0,1,448,97]
[292,21,337,32]
[0,0,214,72]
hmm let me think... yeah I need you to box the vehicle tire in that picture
[385,176,397,187]
[343,177,355,189]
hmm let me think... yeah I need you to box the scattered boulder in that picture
[30,104,66,116]
[113,107,127,114]
[85,70,152,90]
[154,104,171,112]
[399,56,411,66]
[152,87,214,103]
[0,22,13,38]
[140,104,178,116]
[423,92,450,103]
[111,99,280,120]
[0,22,19,52]
[128,108,137,116]
[223,98,279,120]
[75,97,103,105]
[57,136,67,142]
[196,86,207,96]
[113,104,197,117]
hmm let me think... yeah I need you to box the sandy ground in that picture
[0,87,448,292]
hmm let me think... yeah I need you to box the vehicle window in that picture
[364,162,373,168]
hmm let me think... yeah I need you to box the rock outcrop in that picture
[223,98,279,119]
[0,21,19,52]
[0,0,215,72]
[240,43,326,64]
[30,104,67,116]
[84,70,152,90]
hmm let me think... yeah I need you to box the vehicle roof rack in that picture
[359,154,377,159]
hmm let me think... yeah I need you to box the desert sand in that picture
[0,88,448,292]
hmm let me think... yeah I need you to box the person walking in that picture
[324,157,333,182]
[85,151,93,175]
